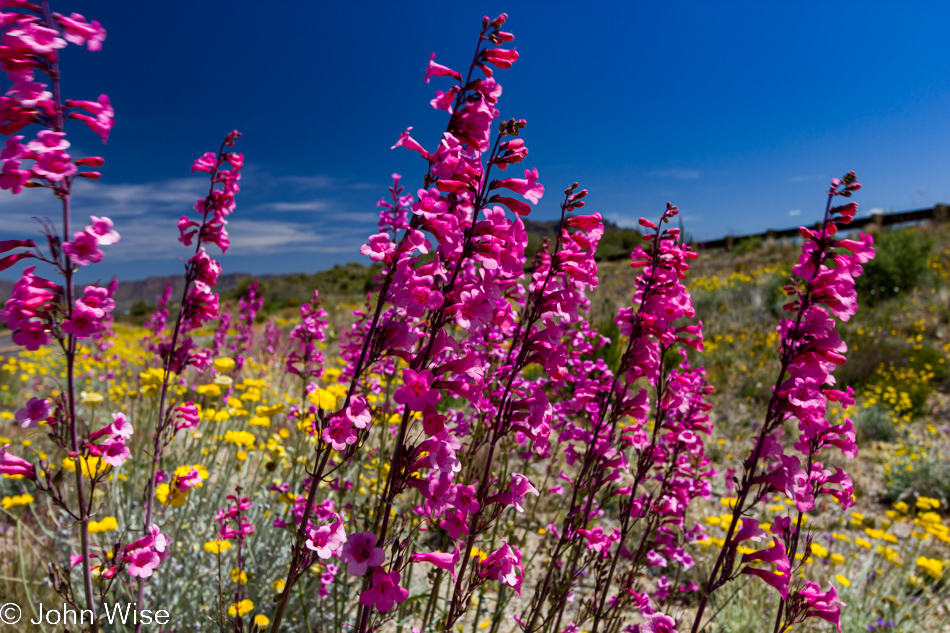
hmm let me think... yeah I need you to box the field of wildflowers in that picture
[0,4,948,633]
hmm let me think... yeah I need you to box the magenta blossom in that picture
[124,547,160,578]
[360,233,396,263]
[479,541,524,595]
[424,52,462,84]
[14,397,49,429]
[340,532,385,577]
[61,305,102,338]
[411,545,461,582]
[63,231,103,266]
[99,437,130,468]
[85,216,119,245]
[306,520,346,560]
[0,444,35,479]
[641,612,679,633]
[488,472,539,512]
[359,568,409,612]
[393,368,440,412]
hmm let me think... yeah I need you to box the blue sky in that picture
[3,1,950,282]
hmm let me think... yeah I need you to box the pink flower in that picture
[344,396,372,429]
[393,368,441,412]
[0,156,31,193]
[391,126,429,159]
[85,216,119,245]
[395,278,443,318]
[189,248,221,285]
[14,397,49,429]
[100,437,130,467]
[11,320,49,350]
[799,581,843,630]
[4,21,66,56]
[411,545,461,582]
[360,233,396,263]
[410,188,448,219]
[440,509,469,540]
[174,402,200,432]
[0,444,35,479]
[741,537,790,599]
[63,231,103,266]
[321,415,358,451]
[55,12,106,50]
[452,288,494,333]
[306,520,346,559]
[492,167,544,204]
[27,130,70,153]
[488,473,539,512]
[32,150,76,182]
[359,568,408,612]
[479,47,519,71]
[89,412,133,441]
[340,531,385,577]
[479,541,524,595]
[76,285,114,317]
[424,53,461,84]
[125,547,160,578]
[62,305,102,338]
[642,612,679,633]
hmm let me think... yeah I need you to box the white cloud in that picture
[788,209,801,217]
[647,168,700,180]
[259,200,329,212]
[1,176,380,261]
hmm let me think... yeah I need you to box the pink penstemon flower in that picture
[341,532,385,577]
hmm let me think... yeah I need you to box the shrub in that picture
[856,227,933,305]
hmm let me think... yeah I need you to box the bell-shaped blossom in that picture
[340,532,385,577]
[14,397,49,429]
[63,231,102,266]
[62,305,103,338]
[479,541,524,595]
[741,537,791,599]
[0,444,35,479]
[492,167,544,204]
[359,569,408,612]
[488,473,539,512]
[393,368,440,411]
[306,520,346,560]
[424,52,462,83]
[322,415,358,451]
[411,545,461,581]
[54,12,106,50]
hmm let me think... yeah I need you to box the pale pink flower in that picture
[306,520,346,560]
[85,216,119,245]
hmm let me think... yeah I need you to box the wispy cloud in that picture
[788,209,801,217]
[258,200,329,212]
[1,174,380,261]
[647,168,700,180]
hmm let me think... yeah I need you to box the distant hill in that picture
[0,219,645,316]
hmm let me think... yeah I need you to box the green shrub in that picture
[856,228,933,306]
[854,406,896,443]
